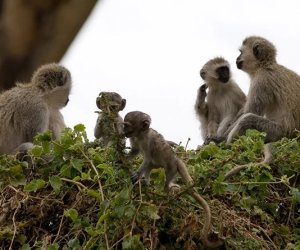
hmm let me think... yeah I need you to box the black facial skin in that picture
[123,123,134,137]
[216,66,230,83]
[200,70,206,80]
[236,54,243,69]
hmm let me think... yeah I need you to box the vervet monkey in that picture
[94,91,126,147]
[124,111,223,248]
[195,57,246,145]
[0,63,71,154]
[225,36,300,179]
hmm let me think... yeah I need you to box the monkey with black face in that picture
[94,92,126,148]
[225,36,300,179]
[124,111,223,248]
[195,57,246,145]
[0,63,71,155]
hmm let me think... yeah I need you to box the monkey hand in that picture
[131,171,140,184]
[199,84,208,93]
[203,135,226,145]
[168,184,181,194]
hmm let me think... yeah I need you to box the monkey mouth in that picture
[219,76,229,83]
[124,131,133,138]
[236,61,243,69]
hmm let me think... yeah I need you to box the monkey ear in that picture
[119,99,126,111]
[253,43,264,61]
[142,119,150,130]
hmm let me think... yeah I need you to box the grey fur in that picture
[0,63,71,154]
[195,57,246,144]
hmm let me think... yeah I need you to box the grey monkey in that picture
[225,36,300,179]
[0,63,71,154]
[195,57,246,145]
[123,111,223,248]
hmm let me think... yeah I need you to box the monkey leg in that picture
[227,113,285,143]
[164,165,180,191]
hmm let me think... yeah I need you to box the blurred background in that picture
[1,0,300,149]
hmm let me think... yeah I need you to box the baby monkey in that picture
[123,111,223,248]
[94,92,126,148]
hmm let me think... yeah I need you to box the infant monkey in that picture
[94,92,126,147]
[123,111,223,248]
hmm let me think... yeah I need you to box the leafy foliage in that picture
[0,126,299,249]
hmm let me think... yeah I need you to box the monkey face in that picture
[237,36,277,73]
[124,111,151,138]
[33,64,72,92]
[96,92,126,113]
[200,57,231,85]
[123,122,135,137]
[216,66,230,83]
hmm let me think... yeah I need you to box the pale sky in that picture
[61,0,300,149]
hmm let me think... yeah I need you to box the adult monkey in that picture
[225,36,300,179]
[195,57,246,145]
[0,63,72,154]
[124,111,224,248]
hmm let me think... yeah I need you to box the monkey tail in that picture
[224,164,248,180]
[177,160,224,248]
[225,143,273,180]
[191,191,224,248]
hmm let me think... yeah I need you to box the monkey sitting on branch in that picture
[225,36,300,179]
[0,63,72,155]
[195,57,246,146]
[123,111,223,248]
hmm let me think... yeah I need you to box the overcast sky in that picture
[61,0,300,149]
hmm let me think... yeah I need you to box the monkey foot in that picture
[168,184,181,194]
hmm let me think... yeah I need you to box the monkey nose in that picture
[236,60,243,69]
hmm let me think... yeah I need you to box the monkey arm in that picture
[207,119,219,137]
[94,115,104,139]
[49,110,66,139]
[244,78,275,116]
[217,114,235,137]
[131,160,152,184]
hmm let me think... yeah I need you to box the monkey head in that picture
[31,63,72,108]
[236,36,277,74]
[200,57,231,85]
[123,111,151,138]
[96,92,126,113]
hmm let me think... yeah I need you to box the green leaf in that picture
[71,158,84,172]
[67,238,81,248]
[31,145,43,157]
[290,187,300,203]
[24,179,46,192]
[47,244,59,250]
[60,164,71,177]
[141,204,160,220]
[49,176,63,193]
[122,235,144,250]
[87,189,101,200]
[64,208,79,221]
[20,244,31,250]
[74,124,85,132]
